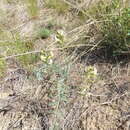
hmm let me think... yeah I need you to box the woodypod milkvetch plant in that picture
[79,66,98,95]
[85,66,97,79]
[55,29,66,45]
[40,49,54,64]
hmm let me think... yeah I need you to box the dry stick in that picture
[1,43,100,60]
[100,92,130,105]
[63,0,80,9]
[1,50,41,60]
[0,40,15,43]
[1,41,93,60]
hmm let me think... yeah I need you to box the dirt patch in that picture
[62,78,130,130]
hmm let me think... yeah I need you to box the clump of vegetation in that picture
[74,0,129,58]
[45,0,70,13]
[37,28,52,39]
[40,49,53,64]
[100,4,129,56]
[87,0,130,56]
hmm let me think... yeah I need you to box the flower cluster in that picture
[40,50,54,64]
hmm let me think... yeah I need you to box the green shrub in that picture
[76,0,130,57]
[100,7,130,56]
[87,0,130,56]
